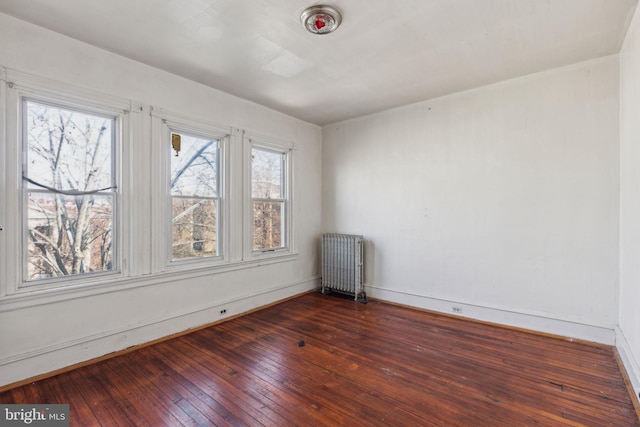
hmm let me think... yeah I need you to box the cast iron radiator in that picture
[321,233,365,301]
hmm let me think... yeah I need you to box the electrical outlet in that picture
[220,309,227,315]
[452,307,462,313]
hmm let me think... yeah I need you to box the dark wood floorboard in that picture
[1,292,638,426]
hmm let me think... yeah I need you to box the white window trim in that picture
[20,97,121,285]
[150,107,233,273]
[0,68,299,308]
[244,133,295,261]
[0,69,133,296]
[0,68,7,298]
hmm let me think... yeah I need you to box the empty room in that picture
[1,1,640,425]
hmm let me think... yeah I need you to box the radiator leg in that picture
[356,291,368,304]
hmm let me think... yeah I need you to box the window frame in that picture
[21,97,120,284]
[244,135,294,260]
[0,70,299,303]
[0,72,7,298]
[168,128,222,262]
[1,70,131,294]
[151,108,231,272]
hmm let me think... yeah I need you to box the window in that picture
[150,109,230,270]
[169,130,221,261]
[2,70,297,299]
[251,146,288,252]
[22,98,118,282]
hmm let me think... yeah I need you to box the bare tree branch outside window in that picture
[170,132,220,260]
[251,147,285,251]
[24,100,115,281]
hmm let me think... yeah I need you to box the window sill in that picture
[162,250,297,276]
[0,252,298,313]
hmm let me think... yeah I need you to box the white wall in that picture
[323,57,620,343]
[0,7,636,399]
[0,13,322,387]
[619,3,640,400]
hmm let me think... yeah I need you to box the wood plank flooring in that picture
[1,291,638,426]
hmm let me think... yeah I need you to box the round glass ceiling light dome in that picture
[301,5,342,35]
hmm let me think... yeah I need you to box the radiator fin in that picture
[321,233,365,301]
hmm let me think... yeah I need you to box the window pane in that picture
[27,193,114,280]
[252,148,282,198]
[171,133,219,198]
[24,99,117,283]
[253,201,283,250]
[26,100,114,191]
[172,198,218,260]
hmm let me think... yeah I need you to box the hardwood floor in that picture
[1,291,638,426]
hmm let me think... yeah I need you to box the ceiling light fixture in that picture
[301,5,342,35]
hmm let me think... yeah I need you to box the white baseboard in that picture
[616,326,640,406]
[0,278,319,388]
[366,285,616,345]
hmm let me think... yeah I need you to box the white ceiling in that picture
[0,0,637,125]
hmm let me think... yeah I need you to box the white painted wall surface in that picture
[619,3,640,400]
[323,57,620,341]
[0,13,322,387]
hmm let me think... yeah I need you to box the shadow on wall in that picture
[364,238,376,289]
